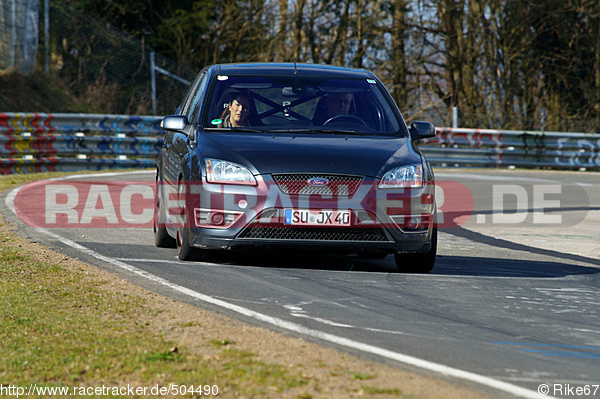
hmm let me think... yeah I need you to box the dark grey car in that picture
[154,63,437,272]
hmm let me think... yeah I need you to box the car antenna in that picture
[289,28,299,75]
[293,54,298,75]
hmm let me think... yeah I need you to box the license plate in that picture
[284,209,350,226]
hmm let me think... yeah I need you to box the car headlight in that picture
[379,164,423,188]
[205,158,256,185]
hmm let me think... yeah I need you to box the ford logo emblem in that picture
[307,177,329,186]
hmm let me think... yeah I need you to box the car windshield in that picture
[202,75,405,136]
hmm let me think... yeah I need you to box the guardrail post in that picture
[452,107,459,128]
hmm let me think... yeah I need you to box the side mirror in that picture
[161,115,189,131]
[409,121,435,141]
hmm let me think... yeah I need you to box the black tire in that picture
[394,228,437,273]
[176,179,198,260]
[177,224,215,262]
[177,224,198,261]
[174,180,214,262]
[154,184,176,248]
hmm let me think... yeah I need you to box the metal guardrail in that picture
[0,113,598,174]
[0,113,163,174]
[419,127,600,171]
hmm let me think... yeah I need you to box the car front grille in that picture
[237,227,391,242]
[271,174,364,196]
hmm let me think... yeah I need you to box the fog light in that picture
[194,208,243,228]
[406,217,421,230]
[389,214,432,233]
[211,212,224,225]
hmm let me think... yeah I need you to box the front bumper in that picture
[168,174,435,255]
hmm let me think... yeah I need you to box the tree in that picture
[391,0,409,108]
[150,1,214,67]
[69,0,600,131]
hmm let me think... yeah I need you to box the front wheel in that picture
[154,183,176,248]
[176,179,213,262]
[394,228,437,273]
[154,216,176,248]
[177,226,216,262]
[177,225,198,261]
[176,179,198,261]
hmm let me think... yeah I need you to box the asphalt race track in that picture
[3,168,599,399]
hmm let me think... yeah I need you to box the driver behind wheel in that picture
[218,93,255,128]
[313,92,353,125]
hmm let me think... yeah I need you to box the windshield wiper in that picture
[311,128,363,135]
[231,127,265,133]
[204,127,368,135]
[267,128,314,133]
[204,127,263,133]
[267,128,363,135]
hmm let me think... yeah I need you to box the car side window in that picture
[177,73,204,117]
[187,73,209,125]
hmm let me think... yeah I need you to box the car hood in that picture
[198,132,422,178]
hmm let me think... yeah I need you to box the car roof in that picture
[208,63,377,80]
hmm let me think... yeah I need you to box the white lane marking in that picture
[5,173,553,399]
[113,257,196,265]
[283,301,410,335]
[291,313,355,328]
[291,313,411,335]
